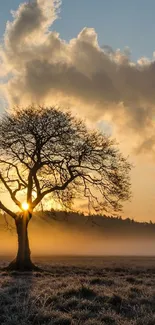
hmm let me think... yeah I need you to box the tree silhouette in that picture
[0,106,131,270]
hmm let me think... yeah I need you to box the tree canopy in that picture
[0,106,131,270]
[0,106,131,216]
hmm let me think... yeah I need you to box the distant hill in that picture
[1,211,155,256]
[0,210,155,239]
[33,210,155,239]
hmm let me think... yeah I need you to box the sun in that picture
[22,202,29,211]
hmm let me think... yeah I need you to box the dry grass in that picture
[0,256,155,324]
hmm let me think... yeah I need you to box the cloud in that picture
[1,0,155,154]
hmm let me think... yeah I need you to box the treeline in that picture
[36,210,155,238]
[0,210,155,238]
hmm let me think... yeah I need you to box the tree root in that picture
[2,259,43,272]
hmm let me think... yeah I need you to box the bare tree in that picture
[0,106,131,270]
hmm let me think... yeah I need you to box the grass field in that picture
[1,256,155,325]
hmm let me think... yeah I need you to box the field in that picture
[1,256,155,325]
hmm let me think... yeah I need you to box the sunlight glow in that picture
[22,202,29,211]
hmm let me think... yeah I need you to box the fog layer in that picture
[1,216,155,257]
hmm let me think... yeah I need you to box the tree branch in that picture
[0,173,21,209]
[0,160,27,186]
[32,173,78,208]
[33,173,41,197]
[0,201,17,219]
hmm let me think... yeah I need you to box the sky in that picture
[0,0,155,222]
[1,0,155,61]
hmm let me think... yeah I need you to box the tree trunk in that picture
[7,214,37,271]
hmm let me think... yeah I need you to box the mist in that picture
[1,218,155,257]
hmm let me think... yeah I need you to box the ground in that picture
[0,256,155,325]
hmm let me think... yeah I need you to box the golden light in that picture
[22,202,29,211]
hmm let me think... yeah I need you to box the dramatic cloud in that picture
[1,0,155,153]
